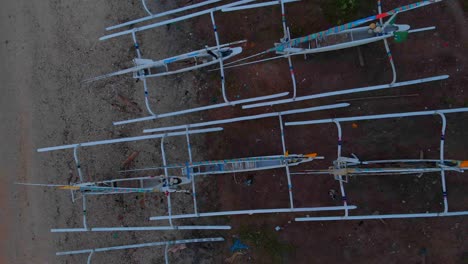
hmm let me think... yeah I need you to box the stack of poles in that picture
[284,107,468,221]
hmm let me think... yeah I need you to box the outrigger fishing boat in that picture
[225,0,443,68]
[86,40,245,82]
[29,103,351,233]
[21,153,319,196]
[85,1,307,125]
[286,107,468,222]
[220,0,448,111]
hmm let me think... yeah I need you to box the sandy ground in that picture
[2,0,468,263]
[1,0,227,263]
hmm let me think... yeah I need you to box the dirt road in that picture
[1,1,61,262]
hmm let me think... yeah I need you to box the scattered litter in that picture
[230,239,249,253]
[116,94,142,113]
[244,175,254,186]
[225,252,245,263]
[168,244,187,253]
[121,151,139,170]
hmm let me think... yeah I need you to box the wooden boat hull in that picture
[180,154,318,176]
[279,24,410,55]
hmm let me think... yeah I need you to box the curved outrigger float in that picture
[86,42,244,82]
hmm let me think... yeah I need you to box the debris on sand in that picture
[121,151,139,170]
[115,94,142,113]
[225,251,245,263]
[168,244,187,254]
[230,239,249,253]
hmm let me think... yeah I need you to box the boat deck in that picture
[181,158,286,176]
[286,25,399,51]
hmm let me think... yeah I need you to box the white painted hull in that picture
[141,46,243,78]
[86,41,244,82]
[181,154,317,176]
[280,24,410,56]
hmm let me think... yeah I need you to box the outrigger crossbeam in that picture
[102,0,300,40]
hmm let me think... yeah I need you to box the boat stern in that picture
[395,24,411,32]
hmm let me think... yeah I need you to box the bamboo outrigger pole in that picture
[57,237,225,264]
[102,0,300,40]
[242,75,448,109]
[225,0,445,67]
